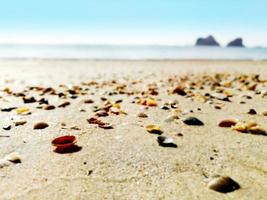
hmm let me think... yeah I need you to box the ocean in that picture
[0,44,266,60]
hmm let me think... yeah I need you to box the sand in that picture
[0,59,267,200]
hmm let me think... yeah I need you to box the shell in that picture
[208,176,240,193]
[146,124,162,134]
[218,119,238,127]
[16,107,30,115]
[183,117,204,126]
[44,105,55,110]
[98,123,114,129]
[247,126,266,135]
[33,122,49,130]
[137,112,148,118]
[0,159,12,168]
[232,123,247,133]
[4,152,21,163]
[52,135,77,148]
[145,98,157,107]
[157,136,177,148]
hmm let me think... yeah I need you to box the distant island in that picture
[227,38,245,47]
[195,35,245,47]
[195,35,220,46]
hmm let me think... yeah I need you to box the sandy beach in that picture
[0,59,267,200]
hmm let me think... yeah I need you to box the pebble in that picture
[183,117,204,126]
[157,136,177,148]
[33,122,49,130]
[208,175,240,193]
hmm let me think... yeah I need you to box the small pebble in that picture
[247,109,257,115]
[218,119,238,128]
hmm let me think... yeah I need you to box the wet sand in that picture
[0,59,267,200]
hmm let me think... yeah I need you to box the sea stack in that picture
[227,38,245,47]
[195,35,220,46]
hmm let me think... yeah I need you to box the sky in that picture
[0,0,266,46]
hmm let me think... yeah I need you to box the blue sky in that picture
[0,0,266,46]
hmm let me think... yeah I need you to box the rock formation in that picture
[195,35,220,46]
[227,38,245,47]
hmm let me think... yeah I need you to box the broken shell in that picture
[23,96,36,103]
[4,152,21,163]
[12,116,27,126]
[3,125,12,130]
[146,124,163,134]
[247,126,266,135]
[58,101,70,108]
[110,107,120,115]
[172,86,187,96]
[95,110,109,117]
[157,136,177,148]
[44,105,55,110]
[137,112,148,118]
[246,121,257,129]
[183,117,204,126]
[146,98,157,107]
[16,107,30,115]
[84,99,94,104]
[208,176,240,193]
[218,119,238,128]
[98,123,113,129]
[33,122,49,130]
[232,123,247,133]
[0,159,12,168]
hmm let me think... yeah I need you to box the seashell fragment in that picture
[232,122,247,133]
[23,96,36,103]
[146,124,163,134]
[218,119,238,127]
[183,117,204,126]
[98,123,114,129]
[58,101,70,108]
[16,107,30,115]
[4,152,21,163]
[157,136,177,148]
[0,159,12,168]
[137,112,148,118]
[208,176,240,193]
[247,126,266,135]
[145,98,158,107]
[33,122,49,130]
[44,105,55,110]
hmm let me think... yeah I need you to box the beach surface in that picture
[0,59,267,200]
